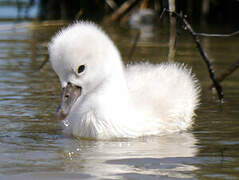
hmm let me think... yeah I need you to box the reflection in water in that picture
[60,133,198,179]
[129,9,156,40]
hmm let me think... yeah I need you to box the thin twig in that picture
[37,54,49,71]
[196,30,239,37]
[210,59,239,89]
[105,0,118,10]
[128,30,140,60]
[106,0,139,22]
[164,9,224,102]
[159,8,167,22]
[140,0,149,9]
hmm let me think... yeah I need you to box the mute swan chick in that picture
[48,21,200,139]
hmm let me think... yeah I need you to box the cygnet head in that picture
[48,22,123,119]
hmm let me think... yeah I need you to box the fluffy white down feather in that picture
[48,21,200,139]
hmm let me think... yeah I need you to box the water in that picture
[0,0,37,19]
[0,19,239,179]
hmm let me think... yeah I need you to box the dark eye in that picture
[78,65,85,74]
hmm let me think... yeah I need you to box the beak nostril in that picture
[76,86,82,90]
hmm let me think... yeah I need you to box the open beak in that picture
[56,82,82,120]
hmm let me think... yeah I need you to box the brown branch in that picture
[165,9,224,102]
[106,0,139,22]
[105,0,117,10]
[196,30,239,37]
[210,59,239,89]
[140,0,149,9]
[37,54,49,71]
[120,0,140,24]
[128,30,140,60]
[159,8,167,22]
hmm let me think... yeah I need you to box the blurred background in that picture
[0,0,239,25]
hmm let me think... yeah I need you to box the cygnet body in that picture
[48,22,200,139]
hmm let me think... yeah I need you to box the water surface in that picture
[0,20,239,180]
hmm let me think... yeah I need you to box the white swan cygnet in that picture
[48,22,200,139]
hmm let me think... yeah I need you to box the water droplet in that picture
[63,119,70,127]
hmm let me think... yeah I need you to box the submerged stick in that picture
[165,10,224,102]
[37,54,49,71]
[128,30,140,60]
[168,5,177,61]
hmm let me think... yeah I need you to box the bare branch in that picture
[128,30,140,60]
[37,54,49,71]
[210,59,239,89]
[106,0,139,22]
[196,30,239,37]
[164,9,224,102]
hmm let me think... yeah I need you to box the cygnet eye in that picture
[78,65,85,74]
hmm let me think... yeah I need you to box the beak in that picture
[56,82,82,120]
